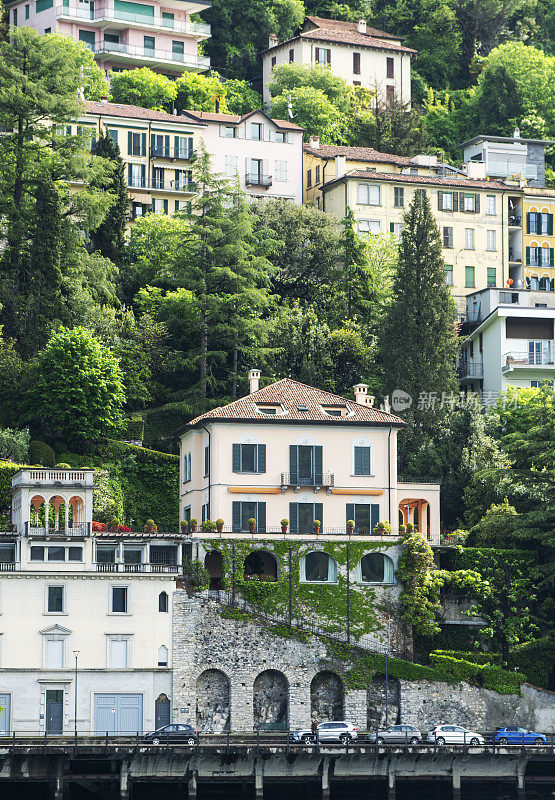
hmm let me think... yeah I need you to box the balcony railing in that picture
[150,146,196,160]
[280,472,334,488]
[25,523,91,537]
[503,350,555,368]
[245,173,273,187]
[127,178,196,193]
[191,525,397,537]
[56,5,211,35]
[457,362,484,379]
[95,42,210,69]
[0,562,19,572]
[94,562,179,573]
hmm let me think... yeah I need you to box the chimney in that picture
[335,155,346,179]
[248,369,261,394]
[309,135,320,149]
[357,18,367,33]
[100,96,108,103]
[269,33,278,48]
[513,126,520,139]
[353,383,368,405]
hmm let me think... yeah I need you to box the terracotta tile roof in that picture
[305,15,400,41]
[182,109,303,130]
[85,100,206,125]
[304,143,414,166]
[187,378,404,427]
[324,170,511,191]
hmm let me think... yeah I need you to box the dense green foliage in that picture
[0,427,29,463]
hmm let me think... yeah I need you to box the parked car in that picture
[144,724,198,745]
[491,726,547,745]
[366,725,422,745]
[290,721,358,744]
[426,725,484,746]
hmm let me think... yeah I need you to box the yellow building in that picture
[304,140,515,313]
[81,99,206,217]
[520,188,555,291]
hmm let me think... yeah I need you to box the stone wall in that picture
[172,593,555,733]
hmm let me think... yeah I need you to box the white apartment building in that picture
[460,288,555,396]
[261,16,415,107]
[179,371,440,542]
[181,109,304,203]
[0,468,185,736]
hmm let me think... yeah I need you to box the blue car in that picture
[492,726,547,745]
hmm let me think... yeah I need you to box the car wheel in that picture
[151,737,160,745]
[302,734,314,744]
[377,737,385,745]
[534,738,544,745]
[187,737,196,745]
[409,737,419,745]
[340,734,350,744]
[435,737,446,746]
[499,737,508,745]
[470,738,480,746]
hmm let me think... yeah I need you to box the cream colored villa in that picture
[179,371,440,542]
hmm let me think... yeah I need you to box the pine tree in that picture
[90,132,128,264]
[377,190,459,466]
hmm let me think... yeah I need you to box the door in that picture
[298,504,314,534]
[298,446,313,484]
[46,690,63,734]
[94,694,143,735]
[0,694,10,736]
[155,694,171,729]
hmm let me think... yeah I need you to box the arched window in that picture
[530,275,540,290]
[158,645,168,666]
[243,550,277,581]
[539,275,550,291]
[158,591,168,612]
[359,553,394,584]
[301,551,337,583]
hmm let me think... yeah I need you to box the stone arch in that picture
[301,551,337,583]
[30,495,46,529]
[359,553,395,584]
[204,550,223,590]
[367,674,401,729]
[68,495,84,527]
[310,671,344,722]
[253,669,288,731]
[48,495,66,532]
[196,669,230,733]
[243,550,278,581]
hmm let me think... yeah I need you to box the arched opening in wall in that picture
[155,693,170,729]
[196,669,230,733]
[367,674,401,729]
[158,591,168,612]
[300,551,338,583]
[29,495,46,532]
[68,495,84,532]
[157,645,168,666]
[253,669,288,731]
[398,498,430,537]
[310,671,344,722]
[204,550,223,590]
[243,550,278,581]
[48,495,66,533]
[359,553,395,584]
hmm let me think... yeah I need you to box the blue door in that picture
[46,690,63,734]
[94,694,143,735]
[0,694,10,735]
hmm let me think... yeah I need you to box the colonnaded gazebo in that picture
[11,467,94,536]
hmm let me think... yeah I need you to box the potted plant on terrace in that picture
[144,518,157,533]
[313,519,321,534]
[346,519,355,534]
[406,522,414,533]
[373,520,391,536]
[180,520,189,534]
[189,518,198,533]
[216,518,224,533]
[281,518,289,534]
[399,523,407,534]
[248,518,256,534]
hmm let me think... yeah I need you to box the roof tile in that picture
[304,143,414,166]
[85,100,206,125]
[327,170,510,191]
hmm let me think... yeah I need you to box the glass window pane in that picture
[354,505,370,534]
[0,544,15,562]
[240,444,256,472]
[97,546,116,563]
[112,587,127,613]
[30,546,44,561]
[48,547,65,561]
[123,547,142,564]
[305,552,330,581]
[241,503,257,531]
[361,553,385,582]
[48,586,64,612]
[68,547,82,562]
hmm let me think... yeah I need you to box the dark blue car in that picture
[492,726,547,745]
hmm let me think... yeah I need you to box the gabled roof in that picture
[305,16,400,41]
[85,100,206,126]
[181,108,303,131]
[303,143,414,167]
[322,170,511,192]
[186,378,404,428]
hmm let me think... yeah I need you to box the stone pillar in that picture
[289,682,311,730]
[344,690,366,730]
[517,773,525,800]
[231,683,253,731]
[321,757,330,800]
[387,770,396,800]
[452,772,461,800]
[188,770,197,800]
[255,760,263,799]
[65,502,70,532]
[120,762,130,800]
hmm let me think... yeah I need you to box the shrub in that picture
[92,521,108,531]
[0,428,29,463]
[201,520,217,532]
[429,652,526,694]
[123,418,144,441]
[216,519,224,526]
[145,518,155,526]
[313,519,321,527]
[248,518,256,527]
[281,519,289,527]
[182,558,210,591]
[510,635,555,689]
[28,440,55,467]
[54,462,71,469]
[374,520,391,534]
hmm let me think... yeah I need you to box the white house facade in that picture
[179,372,440,542]
[261,16,415,108]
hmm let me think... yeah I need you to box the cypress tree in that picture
[90,131,128,264]
[377,190,458,467]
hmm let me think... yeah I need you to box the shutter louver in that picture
[548,214,554,236]
[346,504,355,527]
[151,133,155,150]
[551,248,554,267]
[459,192,465,211]
[371,504,380,532]
[326,49,331,64]
[289,503,298,534]
[314,446,323,484]
[141,132,146,156]
[165,135,169,157]
[361,447,370,474]
[232,502,241,532]
[453,192,458,211]
[289,445,298,484]
[526,246,531,266]
[354,447,363,475]
[127,163,132,184]
[526,212,531,234]
[257,502,266,533]
[438,192,443,211]
[127,131,132,155]
[232,443,241,472]
[474,193,480,213]
[175,135,179,155]
[141,164,145,185]
[257,444,266,473]
[315,502,323,527]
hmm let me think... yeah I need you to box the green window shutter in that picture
[174,135,179,156]
[459,192,465,211]
[188,136,194,157]
[390,222,395,233]
[165,135,170,156]
[127,131,132,155]
[141,164,145,184]
[314,446,323,484]
[114,0,154,16]
[526,212,531,234]
[474,193,480,213]
[314,502,323,527]
[257,444,266,474]
[453,192,458,212]
[36,0,54,12]
[526,246,531,266]
[127,163,132,184]
[163,199,168,214]
[289,445,298,484]
[232,443,241,472]
[371,504,380,532]
[151,133,155,150]
[354,447,363,475]
[232,502,241,532]
[289,503,298,534]
[551,248,554,267]
[354,446,370,475]
[548,214,554,236]
[437,192,443,211]
[346,504,355,527]
[257,502,266,533]
[141,132,146,156]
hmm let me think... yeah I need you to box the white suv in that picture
[427,725,484,746]
[290,721,358,744]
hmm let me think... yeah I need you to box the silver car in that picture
[367,724,422,745]
[290,721,358,744]
[427,725,484,746]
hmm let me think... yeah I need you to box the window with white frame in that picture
[45,637,65,668]
[107,635,130,668]
[158,645,168,666]
[357,183,380,206]
[486,230,496,251]
[357,219,381,234]
[300,551,338,583]
[464,228,475,249]
[358,552,395,583]
[224,126,236,138]
[111,586,128,614]
[275,131,286,143]
[275,159,287,181]
[183,451,191,483]
[47,585,65,614]
[439,191,453,211]
[486,195,496,215]
[251,123,262,141]
[225,154,238,177]
[463,193,476,212]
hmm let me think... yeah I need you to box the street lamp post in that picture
[73,650,80,744]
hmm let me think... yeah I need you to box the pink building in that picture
[7,0,210,77]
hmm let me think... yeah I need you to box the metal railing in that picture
[25,523,90,538]
[94,42,210,68]
[94,562,179,573]
[503,350,555,368]
[190,525,400,537]
[56,4,211,33]
[127,178,196,193]
[457,362,484,379]
[0,561,19,571]
[150,146,196,160]
[280,472,334,487]
[245,173,272,187]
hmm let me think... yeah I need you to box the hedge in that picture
[510,636,555,689]
[0,461,29,521]
[429,652,526,694]
[123,418,144,441]
[432,649,501,666]
[28,440,55,467]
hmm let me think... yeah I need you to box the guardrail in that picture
[95,42,210,69]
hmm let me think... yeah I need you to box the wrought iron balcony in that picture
[245,173,273,187]
[95,562,179,573]
[503,348,555,369]
[457,362,483,380]
[150,146,196,161]
[25,523,91,537]
[280,472,334,488]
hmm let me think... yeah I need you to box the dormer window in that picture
[256,403,283,415]
[297,404,309,412]
[321,405,348,417]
